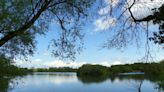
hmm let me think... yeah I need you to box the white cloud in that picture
[15,59,86,68]
[105,0,119,7]
[98,6,111,15]
[94,17,116,31]
[15,59,124,68]
[94,0,164,32]
[15,59,47,68]
[35,59,41,62]
[91,61,123,67]
[94,0,119,31]
[154,50,164,61]
[127,0,164,19]
[49,74,77,85]
[111,61,123,65]
[43,51,49,56]
[98,0,119,15]
[44,60,86,68]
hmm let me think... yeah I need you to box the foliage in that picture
[109,62,164,76]
[77,64,110,76]
[0,77,11,92]
[100,0,164,59]
[29,67,77,72]
[49,67,77,72]
[109,63,145,75]
[0,54,28,77]
[0,0,95,60]
[149,5,164,47]
[76,62,164,89]
[76,61,164,77]
[0,55,28,92]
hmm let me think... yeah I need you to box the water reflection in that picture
[148,74,164,92]
[113,75,164,92]
[0,76,22,92]
[0,77,11,92]
[127,79,144,92]
[0,72,163,92]
[77,75,108,84]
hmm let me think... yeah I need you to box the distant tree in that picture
[0,0,95,60]
[77,64,109,76]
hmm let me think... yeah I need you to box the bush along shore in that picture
[76,61,164,89]
[0,52,164,78]
[77,60,164,77]
[0,55,29,77]
[29,67,77,72]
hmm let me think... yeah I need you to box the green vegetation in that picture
[1,54,163,77]
[0,55,29,92]
[0,53,163,90]
[0,0,164,62]
[149,74,164,91]
[76,61,164,77]
[29,67,77,72]
[109,61,164,76]
[49,67,77,72]
[77,62,163,90]
[0,77,11,92]
[0,0,95,60]
[0,55,163,91]
[77,64,110,84]
[0,55,28,77]
[77,64,109,76]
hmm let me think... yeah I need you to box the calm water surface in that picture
[1,72,164,92]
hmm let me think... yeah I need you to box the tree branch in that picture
[0,1,50,47]
[0,0,68,47]
[127,0,154,22]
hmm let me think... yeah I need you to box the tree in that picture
[97,0,164,60]
[1,0,163,61]
[77,64,109,76]
[149,5,164,46]
[0,0,95,60]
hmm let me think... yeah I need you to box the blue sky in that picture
[15,0,164,68]
[15,22,164,68]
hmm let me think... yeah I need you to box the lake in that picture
[0,72,163,92]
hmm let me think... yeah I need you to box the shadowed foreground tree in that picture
[0,54,28,76]
[0,0,95,60]
[148,5,164,47]
[99,0,164,60]
[1,0,164,61]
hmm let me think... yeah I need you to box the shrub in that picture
[77,64,109,76]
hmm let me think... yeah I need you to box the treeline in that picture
[0,54,77,77]
[1,52,163,77]
[76,62,164,90]
[77,64,109,76]
[29,67,77,72]
[0,55,29,77]
[77,60,164,76]
[109,60,164,76]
